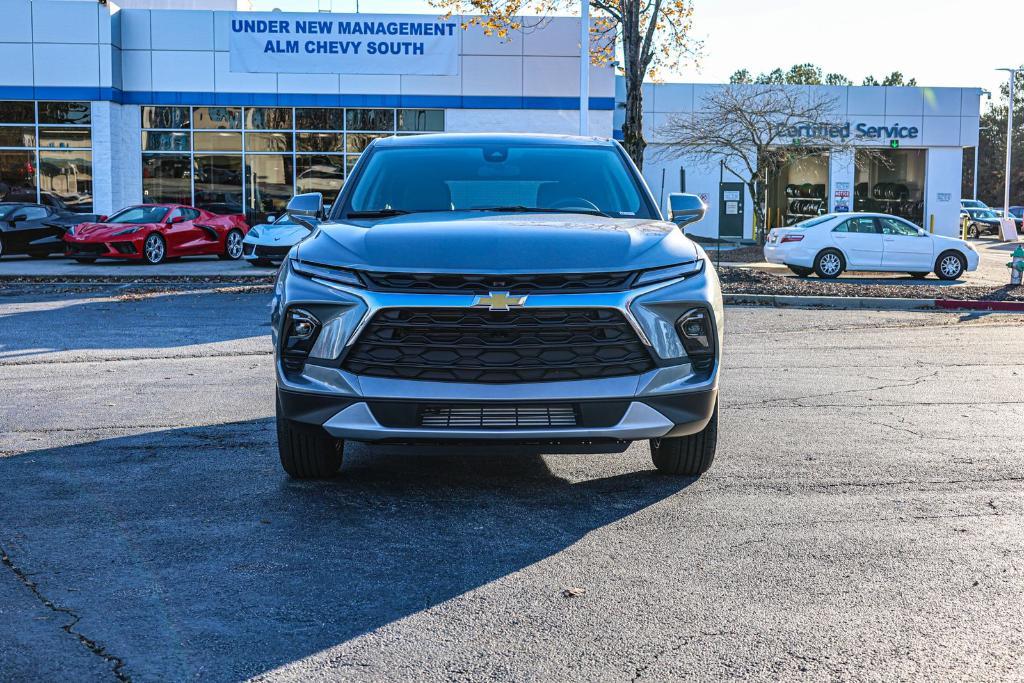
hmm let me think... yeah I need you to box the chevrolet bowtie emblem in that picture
[473,291,528,311]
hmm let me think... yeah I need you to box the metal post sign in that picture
[229,13,459,75]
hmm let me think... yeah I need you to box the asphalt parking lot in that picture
[1,285,1022,681]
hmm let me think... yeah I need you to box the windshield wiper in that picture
[345,209,411,218]
[472,205,611,218]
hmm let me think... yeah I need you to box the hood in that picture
[932,234,970,247]
[251,223,311,245]
[72,222,160,238]
[294,212,698,273]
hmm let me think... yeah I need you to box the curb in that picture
[724,293,1024,312]
[0,275,274,285]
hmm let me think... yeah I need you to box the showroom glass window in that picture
[141,106,444,223]
[0,101,93,212]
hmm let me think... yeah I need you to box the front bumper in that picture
[278,387,718,443]
[65,236,143,259]
[272,256,723,444]
[242,239,294,261]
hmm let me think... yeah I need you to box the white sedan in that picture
[764,213,979,280]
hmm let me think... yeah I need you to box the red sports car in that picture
[64,204,249,264]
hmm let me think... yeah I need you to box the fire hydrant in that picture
[1009,245,1024,286]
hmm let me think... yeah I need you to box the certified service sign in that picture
[229,13,459,75]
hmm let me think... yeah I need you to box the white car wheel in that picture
[935,252,965,281]
[814,250,844,278]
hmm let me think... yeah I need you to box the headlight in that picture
[66,225,76,236]
[290,259,363,288]
[964,242,977,252]
[635,259,704,286]
[248,228,261,239]
[111,226,141,236]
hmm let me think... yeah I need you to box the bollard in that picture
[1009,245,1024,286]
[961,215,969,240]
[929,214,935,234]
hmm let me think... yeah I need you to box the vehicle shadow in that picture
[0,419,693,681]
[0,286,271,358]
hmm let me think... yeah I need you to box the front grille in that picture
[419,404,578,429]
[254,244,292,258]
[343,308,655,383]
[67,243,106,255]
[361,271,637,294]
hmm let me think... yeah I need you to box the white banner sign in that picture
[229,13,459,75]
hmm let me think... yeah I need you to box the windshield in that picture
[1011,207,1023,218]
[341,143,655,219]
[962,200,986,209]
[968,209,997,219]
[106,206,169,224]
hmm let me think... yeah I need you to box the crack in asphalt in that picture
[856,418,965,442]
[727,399,1024,410]
[729,370,940,409]
[630,631,738,680]
[0,543,130,682]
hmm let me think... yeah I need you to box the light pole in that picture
[996,68,1020,217]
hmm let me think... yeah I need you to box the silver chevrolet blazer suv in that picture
[271,133,723,478]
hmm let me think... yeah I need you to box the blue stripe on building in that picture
[0,86,614,111]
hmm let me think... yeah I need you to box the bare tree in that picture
[655,84,875,244]
[429,0,700,169]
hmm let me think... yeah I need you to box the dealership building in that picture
[0,0,981,238]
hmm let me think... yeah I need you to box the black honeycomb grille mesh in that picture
[342,308,655,383]
[361,271,636,294]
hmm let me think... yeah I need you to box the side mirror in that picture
[169,215,186,224]
[97,215,108,222]
[286,192,324,218]
[10,213,26,223]
[668,193,707,229]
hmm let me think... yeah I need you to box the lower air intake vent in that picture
[419,404,578,429]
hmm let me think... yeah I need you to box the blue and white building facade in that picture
[0,0,980,237]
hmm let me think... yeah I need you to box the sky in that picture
[250,0,1020,102]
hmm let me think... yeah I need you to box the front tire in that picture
[968,222,980,239]
[788,265,813,277]
[649,401,719,476]
[251,258,274,268]
[277,415,344,479]
[935,251,966,281]
[220,229,244,260]
[814,249,845,278]
[143,233,166,265]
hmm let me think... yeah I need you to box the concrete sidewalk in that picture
[0,254,276,278]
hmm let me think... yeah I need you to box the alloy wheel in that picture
[939,255,963,279]
[227,231,243,259]
[819,253,841,276]
[145,234,165,264]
